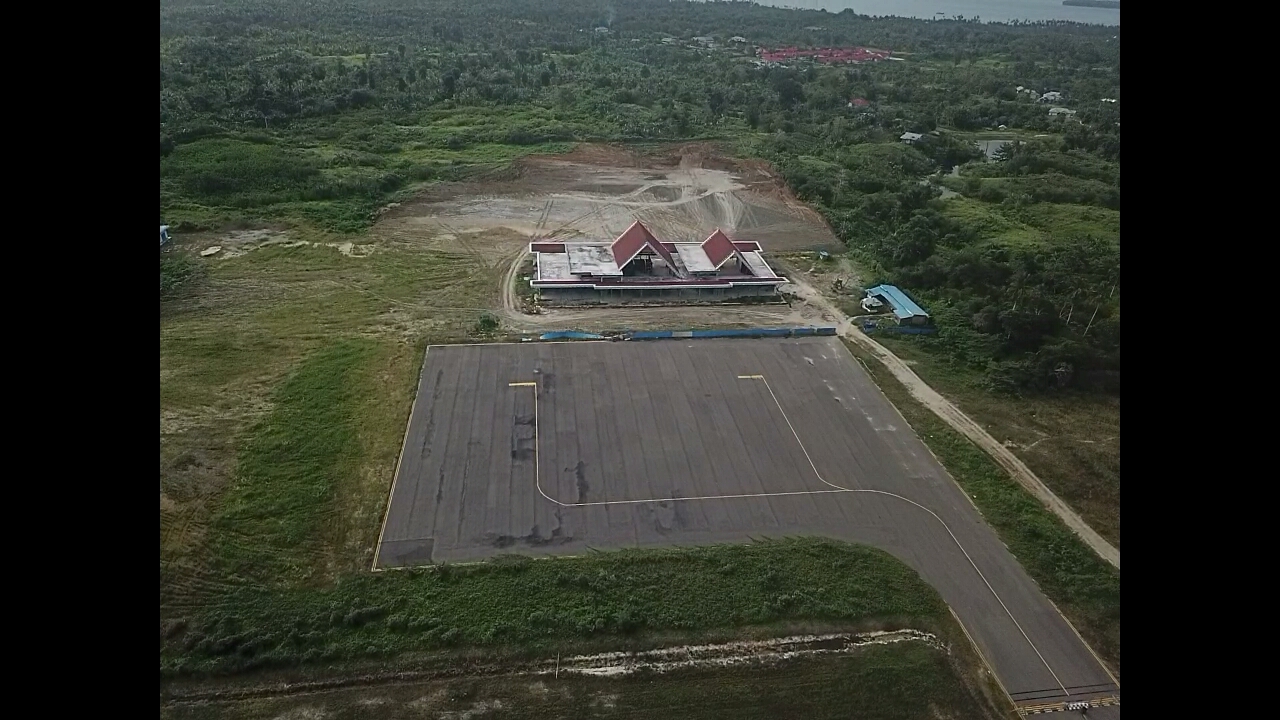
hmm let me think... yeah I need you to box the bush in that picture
[160,254,202,297]
[472,312,500,335]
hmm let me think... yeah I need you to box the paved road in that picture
[376,338,1119,711]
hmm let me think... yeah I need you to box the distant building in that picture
[594,26,609,34]
[160,225,171,247]
[1048,107,1077,118]
[848,97,870,108]
[1101,98,1118,103]
[900,132,923,144]
[1039,91,1063,103]
[730,36,747,43]
[863,284,930,326]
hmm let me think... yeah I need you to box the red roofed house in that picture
[527,220,785,305]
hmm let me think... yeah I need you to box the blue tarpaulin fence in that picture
[538,331,605,340]
[628,327,836,340]
[860,323,936,335]
[531,327,837,341]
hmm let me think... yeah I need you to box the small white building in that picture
[594,27,609,34]
[900,132,923,144]
[1039,91,1063,103]
[730,36,747,43]
[1048,107,1077,118]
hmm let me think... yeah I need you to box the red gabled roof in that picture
[701,228,744,269]
[611,220,680,272]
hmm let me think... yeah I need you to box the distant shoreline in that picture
[1063,0,1120,8]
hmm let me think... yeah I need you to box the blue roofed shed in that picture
[865,284,930,325]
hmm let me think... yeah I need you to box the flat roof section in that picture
[674,244,716,273]
[741,251,777,278]
[567,245,622,276]
[536,252,573,281]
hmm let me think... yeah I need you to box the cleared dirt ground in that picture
[379,143,840,251]
[371,143,841,332]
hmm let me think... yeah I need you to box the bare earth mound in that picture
[376,142,840,255]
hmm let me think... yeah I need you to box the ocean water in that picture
[752,0,1120,25]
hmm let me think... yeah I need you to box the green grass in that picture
[163,538,952,677]
[842,339,1120,676]
[160,111,580,234]
[939,195,1120,248]
[162,642,999,720]
[211,341,374,587]
[161,253,203,296]
[874,335,1120,549]
[160,227,504,610]
[1018,202,1120,243]
[940,196,1045,247]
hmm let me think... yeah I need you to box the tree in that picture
[772,75,804,107]
[993,141,1019,163]
[539,69,551,86]
[707,89,725,118]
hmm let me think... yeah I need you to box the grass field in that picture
[160,229,504,611]
[873,336,1120,550]
[841,339,1120,676]
[160,120,575,233]
[163,538,955,677]
[939,195,1120,248]
[162,642,999,720]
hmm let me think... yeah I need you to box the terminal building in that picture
[527,220,787,305]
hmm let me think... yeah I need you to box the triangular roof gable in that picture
[611,220,679,270]
[701,228,744,269]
